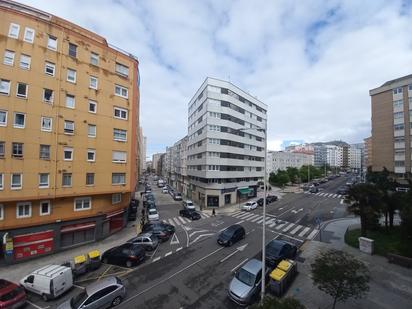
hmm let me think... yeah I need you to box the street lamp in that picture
[239,126,267,301]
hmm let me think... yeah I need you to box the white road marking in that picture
[332,194,338,198]
[177,216,186,224]
[220,244,248,263]
[275,222,286,230]
[191,233,215,243]
[202,213,210,218]
[176,247,183,252]
[152,257,161,262]
[245,214,260,221]
[170,233,180,245]
[167,219,175,226]
[231,258,249,273]
[189,230,210,237]
[340,199,344,204]
[232,212,248,218]
[250,215,263,222]
[290,225,303,235]
[307,229,319,240]
[234,220,245,226]
[282,223,294,232]
[238,213,256,220]
[173,217,182,226]
[337,194,342,198]
[265,218,276,225]
[165,251,172,257]
[231,211,243,217]
[267,229,305,242]
[298,227,310,237]
[73,284,85,289]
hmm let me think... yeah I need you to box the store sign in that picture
[3,233,13,255]
[221,187,236,194]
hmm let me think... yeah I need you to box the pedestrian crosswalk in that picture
[230,211,319,240]
[304,191,343,199]
[164,212,210,227]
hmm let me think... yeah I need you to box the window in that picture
[67,69,76,83]
[43,88,54,103]
[89,76,98,89]
[86,173,94,186]
[0,110,7,126]
[88,124,96,138]
[39,173,49,188]
[47,35,57,50]
[112,151,127,163]
[39,144,50,160]
[87,149,95,162]
[68,43,77,58]
[23,27,35,43]
[3,50,15,66]
[393,99,403,108]
[12,142,23,158]
[0,174,3,190]
[40,201,51,216]
[0,204,3,220]
[64,147,73,161]
[88,100,97,113]
[113,128,127,141]
[394,124,404,131]
[0,142,4,157]
[16,202,31,218]
[393,87,403,94]
[45,62,55,76]
[112,173,126,185]
[13,112,25,128]
[74,197,91,211]
[41,116,52,132]
[0,79,11,95]
[112,193,121,204]
[64,120,74,134]
[16,82,28,98]
[115,63,129,77]
[62,173,72,187]
[65,94,75,109]
[8,23,20,39]
[11,173,22,189]
[394,111,404,119]
[114,84,128,98]
[90,52,99,65]
[114,107,128,120]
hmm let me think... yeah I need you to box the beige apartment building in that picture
[370,74,412,180]
[0,0,139,263]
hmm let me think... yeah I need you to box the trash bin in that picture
[73,254,88,278]
[268,259,298,296]
[87,250,101,271]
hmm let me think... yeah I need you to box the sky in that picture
[19,0,412,157]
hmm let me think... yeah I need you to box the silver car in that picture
[57,276,126,309]
[127,232,159,251]
[228,259,265,306]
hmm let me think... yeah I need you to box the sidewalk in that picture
[286,217,412,309]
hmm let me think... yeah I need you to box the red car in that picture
[0,279,26,308]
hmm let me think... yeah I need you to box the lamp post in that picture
[239,126,267,301]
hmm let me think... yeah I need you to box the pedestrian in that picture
[212,208,216,216]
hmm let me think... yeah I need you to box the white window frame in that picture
[87,149,96,162]
[47,35,57,50]
[67,69,76,83]
[43,88,54,104]
[89,76,98,89]
[39,144,50,160]
[19,54,31,70]
[88,100,97,113]
[45,62,55,76]
[65,94,75,109]
[16,202,31,218]
[0,204,3,220]
[41,116,52,132]
[16,82,28,98]
[39,173,49,188]
[112,173,126,185]
[112,151,127,163]
[115,63,129,77]
[88,124,96,138]
[114,84,128,99]
[12,142,23,158]
[23,27,35,43]
[113,128,127,142]
[0,110,7,127]
[3,50,15,66]
[13,112,25,129]
[114,107,128,120]
[74,197,91,211]
[63,147,73,161]
[64,120,74,134]
[62,173,72,187]
[112,193,122,204]
[8,23,20,39]
[90,52,99,65]
[39,200,51,216]
[0,174,3,191]
[0,79,11,95]
[11,173,22,190]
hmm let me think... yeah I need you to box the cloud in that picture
[17,0,412,157]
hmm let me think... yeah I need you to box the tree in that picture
[311,249,370,309]
[269,170,290,188]
[346,183,383,236]
[250,296,305,309]
[286,167,300,184]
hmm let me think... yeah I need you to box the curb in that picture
[319,216,358,230]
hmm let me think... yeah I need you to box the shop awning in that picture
[238,188,251,195]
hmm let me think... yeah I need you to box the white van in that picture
[20,265,73,301]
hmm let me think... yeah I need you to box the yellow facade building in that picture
[0,0,139,262]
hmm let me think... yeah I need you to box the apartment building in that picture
[152,153,162,175]
[364,136,372,171]
[349,143,364,171]
[172,136,188,196]
[0,1,139,263]
[267,151,313,174]
[187,78,267,208]
[370,74,412,179]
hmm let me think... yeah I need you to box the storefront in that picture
[108,209,125,233]
[60,222,96,248]
[12,230,54,260]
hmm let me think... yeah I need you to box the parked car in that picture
[20,265,73,301]
[174,193,183,201]
[256,198,264,206]
[162,187,169,193]
[228,259,267,306]
[101,243,145,268]
[127,233,159,251]
[241,201,257,211]
[217,224,245,247]
[0,279,26,308]
[337,186,349,195]
[183,200,195,210]
[264,239,297,267]
[142,221,175,242]
[309,186,319,193]
[147,208,160,221]
[58,276,126,309]
[266,195,278,203]
[179,209,201,220]
[312,181,320,186]
[145,200,156,210]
